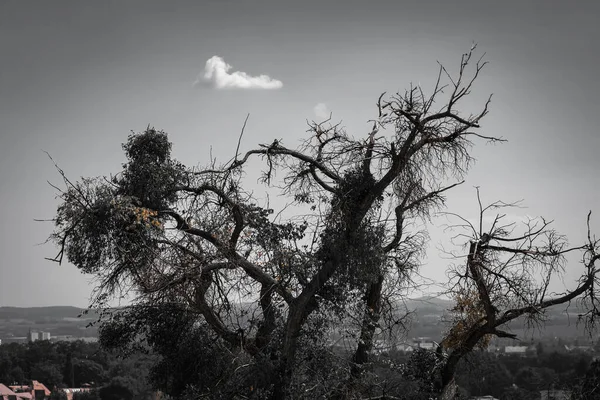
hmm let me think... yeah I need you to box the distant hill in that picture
[400,296,591,341]
[0,306,86,320]
[404,297,453,313]
[0,306,99,340]
[0,299,591,344]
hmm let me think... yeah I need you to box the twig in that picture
[234,113,250,163]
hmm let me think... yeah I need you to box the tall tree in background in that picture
[63,352,74,388]
[47,46,597,398]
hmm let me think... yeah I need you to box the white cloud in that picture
[313,103,330,120]
[196,56,283,90]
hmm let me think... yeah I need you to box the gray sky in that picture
[0,0,598,307]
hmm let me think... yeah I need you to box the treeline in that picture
[0,340,155,400]
[455,350,592,398]
[371,347,598,399]
[3,336,597,400]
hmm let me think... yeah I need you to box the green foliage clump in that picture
[98,378,133,400]
[572,359,600,399]
[316,169,386,305]
[400,348,442,396]
[52,129,180,287]
[49,390,68,400]
[31,361,64,388]
[99,304,234,398]
[73,390,99,400]
[118,128,184,211]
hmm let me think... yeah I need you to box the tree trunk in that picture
[271,290,322,399]
[438,329,485,398]
[439,379,458,400]
[271,305,304,399]
[351,274,384,376]
[272,218,363,398]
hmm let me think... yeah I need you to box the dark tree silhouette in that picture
[46,46,599,399]
[44,47,501,398]
[63,352,74,388]
[574,359,600,399]
[434,190,599,398]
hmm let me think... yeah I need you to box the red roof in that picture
[31,381,50,397]
[0,384,17,396]
[0,383,18,400]
[8,386,28,393]
[5,382,50,399]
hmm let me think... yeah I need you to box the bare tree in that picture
[47,47,502,399]
[435,189,599,399]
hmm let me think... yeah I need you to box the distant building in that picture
[9,381,51,400]
[14,392,31,400]
[9,385,32,400]
[1,383,18,400]
[28,330,39,342]
[27,330,51,342]
[504,345,528,355]
[418,341,436,350]
[412,337,437,350]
